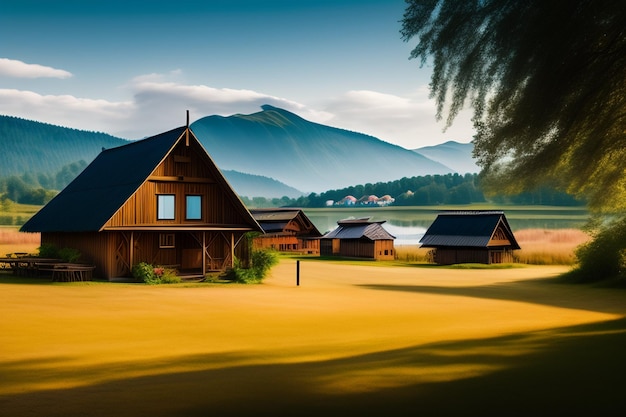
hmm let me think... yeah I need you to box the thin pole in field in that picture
[296,260,300,286]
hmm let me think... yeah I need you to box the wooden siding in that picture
[488,224,512,247]
[320,239,394,260]
[252,234,320,254]
[41,232,113,279]
[107,182,249,227]
[434,248,514,265]
[374,240,395,260]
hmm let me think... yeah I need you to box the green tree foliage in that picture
[0,161,86,205]
[568,217,626,282]
[223,250,279,284]
[402,1,625,281]
[401,0,626,212]
[0,115,126,178]
[305,173,579,207]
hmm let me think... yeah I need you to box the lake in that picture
[303,205,589,245]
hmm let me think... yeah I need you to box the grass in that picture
[0,226,40,256]
[1,260,625,416]
[393,228,591,266]
[0,226,590,267]
[513,228,590,265]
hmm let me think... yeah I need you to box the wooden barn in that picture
[419,211,521,264]
[250,208,322,254]
[320,218,395,260]
[20,124,262,279]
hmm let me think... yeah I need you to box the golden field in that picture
[1,227,590,265]
[1,259,626,416]
[0,227,40,256]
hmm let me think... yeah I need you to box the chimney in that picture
[185,110,190,146]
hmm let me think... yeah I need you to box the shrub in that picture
[37,244,82,262]
[132,262,181,284]
[38,243,59,258]
[58,247,81,263]
[158,267,181,284]
[224,249,279,284]
[568,216,626,282]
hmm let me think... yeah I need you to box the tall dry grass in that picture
[395,246,433,263]
[0,227,40,256]
[514,228,590,265]
[396,228,591,265]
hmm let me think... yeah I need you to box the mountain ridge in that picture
[0,107,478,196]
[190,105,453,192]
[412,140,479,174]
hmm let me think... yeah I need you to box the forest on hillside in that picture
[0,161,87,206]
[249,173,582,208]
[0,115,126,178]
[1,171,582,225]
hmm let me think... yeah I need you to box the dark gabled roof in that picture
[250,208,322,237]
[21,126,260,233]
[322,218,395,241]
[419,211,520,249]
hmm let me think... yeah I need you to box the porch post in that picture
[231,233,235,268]
[129,232,134,269]
[202,232,206,276]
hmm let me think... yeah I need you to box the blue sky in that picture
[0,0,474,148]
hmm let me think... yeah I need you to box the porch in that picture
[113,230,250,279]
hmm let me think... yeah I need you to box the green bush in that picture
[132,262,180,284]
[158,267,181,284]
[38,243,59,258]
[224,249,279,284]
[569,216,626,282]
[132,262,160,284]
[38,244,82,262]
[58,247,81,263]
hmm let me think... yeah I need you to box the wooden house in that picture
[419,211,521,264]
[250,208,321,254]
[20,125,262,279]
[320,218,395,260]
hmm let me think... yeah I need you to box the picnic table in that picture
[0,257,62,276]
[36,263,96,282]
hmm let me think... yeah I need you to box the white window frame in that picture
[157,194,175,220]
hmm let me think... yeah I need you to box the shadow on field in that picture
[2,318,626,416]
[360,278,626,315]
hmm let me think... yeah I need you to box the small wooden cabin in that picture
[320,218,395,260]
[20,125,262,279]
[250,208,321,254]
[419,211,521,264]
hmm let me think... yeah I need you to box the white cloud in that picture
[0,89,132,131]
[0,58,73,79]
[0,74,327,139]
[321,89,475,149]
[0,71,473,147]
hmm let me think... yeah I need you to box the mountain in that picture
[221,170,303,198]
[0,115,129,177]
[191,105,452,192]
[1,107,458,197]
[412,141,480,174]
[0,115,302,198]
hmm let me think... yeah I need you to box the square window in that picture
[157,195,175,220]
[159,233,175,248]
[186,195,202,220]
